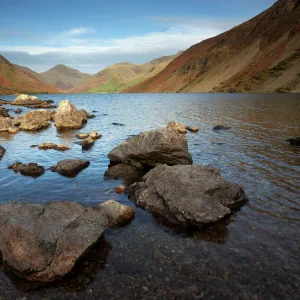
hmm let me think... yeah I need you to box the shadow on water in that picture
[0,236,111,292]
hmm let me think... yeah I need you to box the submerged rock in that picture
[89,131,102,140]
[127,164,246,228]
[0,201,107,282]
[286,137,300,146]
[104,164,145,184]
[51,159,90,177]
[55,144,70,151]
[112,122,125,126]
[0,145,6,160]
[8,162,45,177]
[213,125,231,130]
[167,121,187,134]
[107,128,192,172]
[54,100,87,129]
[100,200,135,227]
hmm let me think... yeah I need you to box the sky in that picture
[0,0,277,74]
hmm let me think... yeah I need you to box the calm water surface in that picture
[0,93,299,299]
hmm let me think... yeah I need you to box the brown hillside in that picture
[69,53,180,93]
[40,64,91,91]
[126,0,300,93]
[0,55,59,95]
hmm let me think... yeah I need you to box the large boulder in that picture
[100,200,135,227]
[12,94,42,105]
[107,128,192,172]
[0,201,107,282]
[0,145,5,160]
[51,159,90,177]
[54,100,87,129]
[15,110,55,131]
[127,164,247,228]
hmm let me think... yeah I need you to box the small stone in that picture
[55,144,70,151]
[213,125,231,130]
[38,142,57,150]
[112,122,125,126]
[8,127,19,134]
[89,131,102,140]
[143,286,149,291]
[76,133,89,139]
[114,185,126,194]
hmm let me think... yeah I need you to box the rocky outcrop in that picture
[213,125,231,130]
[38,142,70,151]
[107,129,192,175]
[0,145,5,160]
[12,94,42,105]
[0,201,107,282]
[0,107,10,117]
[167,121,187,134]
[100,200,135,227]
[15,110,55,131]
[51,159,90,177]
[104,164,145,184]
[127,164,246,228]
[54,100,87,129]
[8,162,45,177]
[286,137,300,146]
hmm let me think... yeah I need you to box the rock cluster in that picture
[38,142,70,151]
[75,131,102,150]
[167,120,199,134]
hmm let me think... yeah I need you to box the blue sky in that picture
[0,0,277,73]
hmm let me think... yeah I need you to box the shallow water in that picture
[0,93,299,299]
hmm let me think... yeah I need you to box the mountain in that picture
[126,0,300,93]
[0,55,59,95]
[40,64,91,91]
[69,53,181,93]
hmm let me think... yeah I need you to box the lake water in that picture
[0,93,299,299]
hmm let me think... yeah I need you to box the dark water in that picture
[0,93,299,299]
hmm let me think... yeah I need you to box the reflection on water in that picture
[0,93,299,299]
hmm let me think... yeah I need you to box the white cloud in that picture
[0,17,241,73]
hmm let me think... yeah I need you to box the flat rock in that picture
[8,162,45,177]
[0,201,107,282]
[55,144,70,151]
[76,133,90,139]
[54,100,87,129]
[112,122,124,126]
[127,164,247,228]
[12,94,42,105]
[38,142,58,150]
[51,159,90,177]
[104,164,145,184]
[167,121,187,134]
[186,126,200,133]
[100,200,135,227]
[213,125,231,130]
[0,145,6,160]
[108,128,192,171]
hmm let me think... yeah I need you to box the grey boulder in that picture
[108,128,192,171]
[0,201,107,282]
[51,159,90,177]
[127,164,246,228]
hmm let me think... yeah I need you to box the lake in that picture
[0,93,299,299]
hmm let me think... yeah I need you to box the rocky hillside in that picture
[0,55,59,95]
[69,53,181,93]
[40,64,91,91]
[126,0,300,93]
